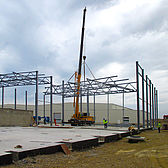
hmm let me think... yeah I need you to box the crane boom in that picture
[75,7,86,119]
[78,7,86,76]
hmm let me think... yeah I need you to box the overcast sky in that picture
[0,0,167,118]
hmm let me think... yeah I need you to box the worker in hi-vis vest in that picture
[103,118,108,128]
[158,122,161,133]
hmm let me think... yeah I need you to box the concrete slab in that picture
[0,126,128,165]
[38,123,130,131]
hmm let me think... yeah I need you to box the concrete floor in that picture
[0,126,129,165]
[0,126,128,154]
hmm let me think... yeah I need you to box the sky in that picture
[0,0,168,118]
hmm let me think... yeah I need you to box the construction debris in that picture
[14,145,22,149]
[61,144,71,155]
[126,136,145,143]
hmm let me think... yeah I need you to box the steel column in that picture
[80,88,82,113]
[87,90,89,116]
[156,90,158,126]
[34,93,36,122]
[142,69,145,128]
[122,90,124,122]
[35,71,38,125]
[152,84,154,128]
[73,90,75,114]
[146,75,149,128]
[107,93,109,123]
[94,93,96,122]
[14,88,17,109]
[43,94,45,124]
[149,80,152,127]
[62,80,64,126]
[136,61,140,130]
[25,91,27,110]
[154,87,156,127]
[156,89,158,127]
[50,76,53,126]
[2,86,4,108]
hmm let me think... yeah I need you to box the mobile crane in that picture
[68,8,95,126]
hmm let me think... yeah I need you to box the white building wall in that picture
[4,103,140,124]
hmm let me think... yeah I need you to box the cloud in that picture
[95,62,125,78]
[0,0,167,117]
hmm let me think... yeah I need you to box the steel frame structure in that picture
[0,71,50,87]
[44,61,159,130]
[0,71,52,125]
[0,62,159,129]
[45,76,136,97]
[44,75,137,126]
[136,61,158,130]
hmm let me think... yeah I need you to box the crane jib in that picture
[78,7,86,76]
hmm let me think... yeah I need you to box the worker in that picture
[103,118,108,128]
[44,117,46,125]
[54,118,57,126]
[158,122,161,133]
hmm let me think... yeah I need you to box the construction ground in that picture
[0,126,168,168]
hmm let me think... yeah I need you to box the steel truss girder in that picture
[44,75,137,97]
[0,71,51,87]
